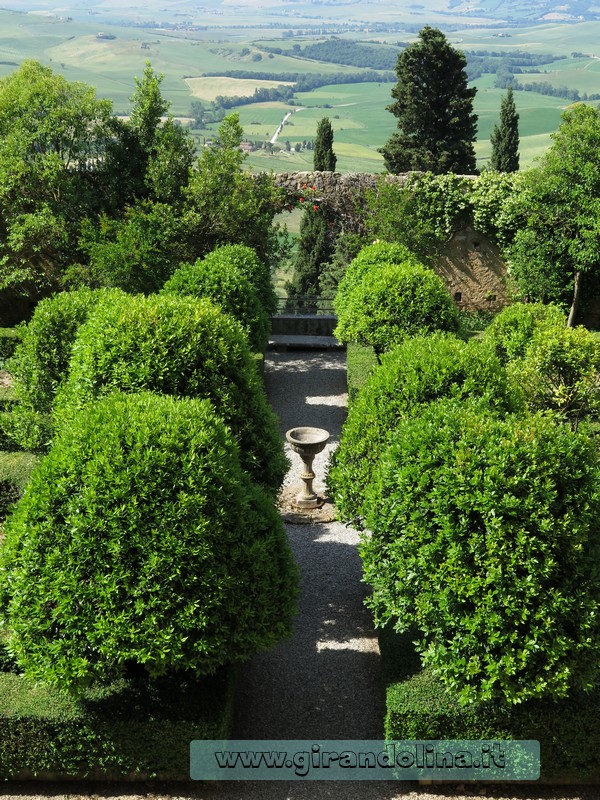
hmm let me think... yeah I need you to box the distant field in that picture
[0,7,598,170]
[239,78,570,172]
[186,76,294,101]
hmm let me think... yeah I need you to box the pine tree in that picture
[380,26,477,175]
[313,117,337,171]
[286,208,332,311]
[490,86,520,172]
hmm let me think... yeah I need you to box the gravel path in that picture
[1,350,597,800]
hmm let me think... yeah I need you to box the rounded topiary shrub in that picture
[508,323,600,425]
[7,288,127,452]
[334,241,423,312]
[334,260,460,357]
[0,393,298,691]
[482,302,566,365]
[200,244,278,316]
[161,257,270,353]
[328,333,514,525]
[362,399,600,705]
[54,293,288,494]
[9,288,127,415]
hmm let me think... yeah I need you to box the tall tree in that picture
[126,62,195,204]
[313,117,337,171]
[183,113,286,267]
[504,104,600,326]
[380,26,478,175]
[0,61,116,296]
[490,86,520,172]
[286,206,336,311]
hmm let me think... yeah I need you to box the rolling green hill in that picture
[0,7,598,171]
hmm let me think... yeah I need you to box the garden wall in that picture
[272,171,510,313]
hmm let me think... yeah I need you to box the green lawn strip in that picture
[346,342,378,404]
[0,667,235,779]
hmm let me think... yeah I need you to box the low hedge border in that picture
[0,329,21,366]
[0,386,16,411]
[380,625,600,783]
[0,411,53,454]
[0,451,39,521]
[0,666,235,779]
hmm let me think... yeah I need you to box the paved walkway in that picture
[233,349,385,743]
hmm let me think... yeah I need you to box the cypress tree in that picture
[380,26,478,175]
[490,86,520,172]
[313,117,337,171]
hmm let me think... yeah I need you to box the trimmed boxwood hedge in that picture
[54,293,288,494]
[384,651,600,783]
[508,322,600,426]
[482,301,566,365]
[0,667,235,779]
[334,260,460,357]
[161,256,271,354]
[334,241,423,313]
[363,399,600,706]
[0,392,298,691]
[328,333,515,526]
[199,244,278,317]
[9,288,127,416]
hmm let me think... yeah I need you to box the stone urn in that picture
[285,426,330,509]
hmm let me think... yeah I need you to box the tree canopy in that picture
[380,26,478,175]
[505,103,600,325]
[490,86,519,172]
[313,117,337,171]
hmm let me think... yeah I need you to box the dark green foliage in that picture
[385,664,600,781]
[363,400,600,704]
[334,259,460,356]
[74,202,189,294]
[9,288,126,416]
[0,328,21,365]
[482,301,566,364]
[380,26,477,174]
[125,62,196,205]
[509,323,600,426]
[490,86,519,172]
[313,117,337,171]
[0,451,39,521]
[293,40,399,70]
[54,293,287,493]
[0,668,235,778]
[328,334,513,525]
[504,104,600,324]
[0,393,298,690]
[161,257,270,353]
[199,244,279,317]
[0,61,116,295]
[286,206,336,312]
[183,114,286,270]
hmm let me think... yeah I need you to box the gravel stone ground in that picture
[0,350,597,800]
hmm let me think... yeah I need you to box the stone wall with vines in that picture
[271,170,511,312]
